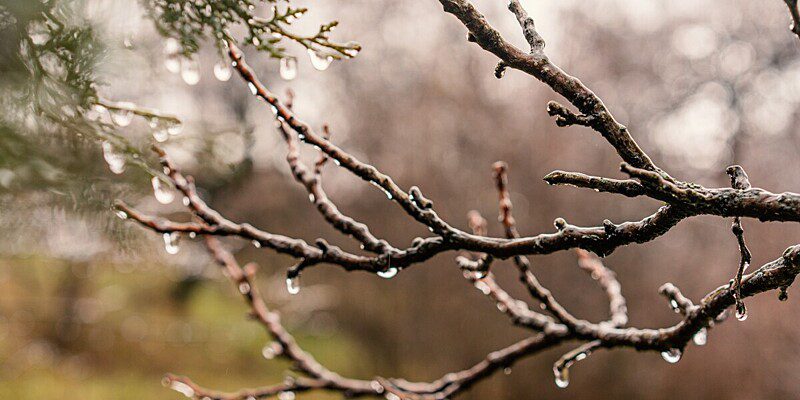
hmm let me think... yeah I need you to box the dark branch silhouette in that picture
[112,1,800,398]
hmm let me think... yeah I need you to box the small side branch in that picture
[727,165,753,321]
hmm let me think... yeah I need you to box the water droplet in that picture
[115,210,128,220]
[169,381,195,398]
[735,303,748,321]
[693,328,707,346]
[377,267,398,279]
[252,240,262,248]
[167,123,183,136]
[277,391,295,400]
[669,299,680,313]
[213,60,232,81]
[164,55,181,74]
[153,128,169,142]
[660,348,682,363]
[188,232,196,239]
[261,342,282,359]
[182,196,190,206]
[248,82,258,95]
[503,367,512,375]
[308,193,316,203]
[102,141,126,174]
[110,107,133,127]
[279,58,298,80]
[385,394,401,400]
[553,366,569,388]
[180,58,201,85]
[308,49,333,71]
[238,282,251,294]
[151,177,175,204]
[163,38,180,54]
[370,380,385,393]
[163,232,180,255]
[286,277,300,295]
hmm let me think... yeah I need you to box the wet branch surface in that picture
[113,1,800,398]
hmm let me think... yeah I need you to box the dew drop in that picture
[169,381,195,398]
[110,107,133,127]
[261,342,282,360]
[377,267,398,279]
[279,57,298,80]
[180,58,201,85]
[238,282,251,295]
[692,328,707,346]
[286,276,300,295]
[152,177,175,204]
[660,348,682,363]
[277,391,295,400]
[308,49,333,71]
[669,299,680,313]
[163,232,180,255]
[248,82,258,95]
[213,60,232,81]
[153,128,169,142]
[370,380,385,393]
[164,55,181,74]
[182,196,190,206]
[308,193,316,203]
[167,123,183,136]
[115,210,128,220]
[163,37,180,54]
[553,366,569,388]
[252,240,262,248]
[503,367,512,375]
[102,141,126,174]
[735,303,748,321]
[188,232,196,239]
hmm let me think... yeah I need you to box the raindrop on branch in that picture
[115,210,128,220]
[110,107,133,127]
[554,366,569,388]
[660,348,682,364]
[692,328,707,346]
[180,58,201,85]
[735,302,748,321]
[167,122,183,136]
[279,58,297,80]
[377,267,398,279]
[169,381,194,398]
[248,82,258,95]
[286,276,300,295]
[277,391,295,400]
[102,141,126,174]
[151,177,175,204]
[238,282,251,295]
[307,49,333,71]
[213,60,232,81]
[163,232,180,255]
[164,55,181,74]
[261,342,283,359]
[153,128,169,142]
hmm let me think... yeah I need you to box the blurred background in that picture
[3,0,800,398]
